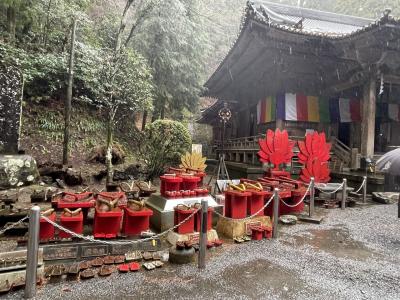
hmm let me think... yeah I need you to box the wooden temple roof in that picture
[201,1,400,123]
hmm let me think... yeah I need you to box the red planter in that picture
[195,207,213,232]
[247,190,268,216]
[251,227,264,241]
[93,208,123,238]
[160,175,183,197]
[194,188,209,197]
[122,207,153,235]
[59,212,83,238]
[195,171,206,185]
[179,176,201,191]
[39,212,56,240]
[174,207,196,234]
[225,191,251,219]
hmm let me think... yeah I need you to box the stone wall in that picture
[0,63,23,154]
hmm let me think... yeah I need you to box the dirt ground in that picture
[3,201,400,300]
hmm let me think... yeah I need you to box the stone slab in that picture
[0,266,44,293]
[298,215,324,224]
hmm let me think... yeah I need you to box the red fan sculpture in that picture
[298,132,331,183]
[299,158,331,183]
[258,129,295,170]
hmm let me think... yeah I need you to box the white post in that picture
[309,177,315,217]
[341,179,347,210]
[24,206,40,299]
[272,188,279,239]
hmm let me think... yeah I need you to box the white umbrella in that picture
[376,148,400,175]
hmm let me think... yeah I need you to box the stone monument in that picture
[0,62,39,189]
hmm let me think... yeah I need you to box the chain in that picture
[315,182,344,194]
[213,194,274,221]
[279,184,311,208]
[41,208,200,245]
[353,177,366,194]
[0,216,29,236]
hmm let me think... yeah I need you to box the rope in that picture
[353,177,366,194]
[279,184,311,208]
[41,208,200,245]
[0,216,29,236]
[213,194,274,221]
[315,182,344,194]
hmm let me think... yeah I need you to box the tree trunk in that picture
[43,0,53,48]
[141,110,148,130]
[106,109,115,185]
[63,19,77,166]
[7,5,16,42]
[160,97,166,119]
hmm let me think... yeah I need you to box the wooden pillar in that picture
[361,78,376,158]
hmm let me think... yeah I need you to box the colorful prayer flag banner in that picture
[338,98,361,122]
[258,94,361,124]
[257,96,276,124]
[388,103,400,121]
[276,93,329,123]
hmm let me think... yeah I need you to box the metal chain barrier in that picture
[279,184,311,208]
[41,208,200,245]
[213,194,274,221]
[353,177,366,194]
[0,215,29,236]
[315,182,344,194]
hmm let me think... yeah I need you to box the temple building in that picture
[199,1,400,180]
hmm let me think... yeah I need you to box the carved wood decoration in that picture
[258,129,295,170]
[298,132,331,183]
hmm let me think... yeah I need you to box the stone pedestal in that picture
[216,215,272,239]
[146,194,223,232]
[167,229,219,245]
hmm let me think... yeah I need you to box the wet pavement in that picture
[3,202,400,300]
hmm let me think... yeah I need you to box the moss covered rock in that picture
[0,155,40,190]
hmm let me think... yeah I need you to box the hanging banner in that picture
[256,96,276,124]
[338,98,361,122]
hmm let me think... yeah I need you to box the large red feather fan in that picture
[258,129,295,170]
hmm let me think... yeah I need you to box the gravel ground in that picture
[4,202,400,300]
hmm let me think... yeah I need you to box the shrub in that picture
[138,120,191,179]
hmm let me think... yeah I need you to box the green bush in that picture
[138,120,192,179]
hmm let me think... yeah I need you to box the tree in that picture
[131,0,209,121]
[94,48,153,184]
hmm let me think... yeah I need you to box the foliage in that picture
[137,119,192,179]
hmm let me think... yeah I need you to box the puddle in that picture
[220,259,314,299]
[286,228,380,261]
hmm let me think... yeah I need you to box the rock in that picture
[168,246,195,264]
[372,192,399,204]
[30,186,58,202]
[41,176,53,184]
[113,170,129,181]
[124,164,141,178]
[89,144,125,165]
[279,215,298,225]
[64,168,82,186]
[56,179,66,189]
[0,155,40,190]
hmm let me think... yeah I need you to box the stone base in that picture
[298,214,324,224]
[167,229,219,245]
[216,216,272,239]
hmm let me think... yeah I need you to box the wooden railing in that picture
[330,137,351,166]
